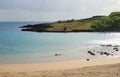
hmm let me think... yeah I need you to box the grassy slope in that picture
[21,16,105,32]
[47,20,93,31]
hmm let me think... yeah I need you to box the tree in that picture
[109,16,120,31]
[91,17,112,31]
[109,12,120,18]
[91,12,120,31]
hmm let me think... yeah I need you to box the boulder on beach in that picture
[86,59,90,61]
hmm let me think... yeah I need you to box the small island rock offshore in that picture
[20,12,120,32]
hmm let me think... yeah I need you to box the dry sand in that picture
[0,57,120,77]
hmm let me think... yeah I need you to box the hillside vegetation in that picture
[20,11,120,32]
[91,12,120,31]
[48,21,92,31]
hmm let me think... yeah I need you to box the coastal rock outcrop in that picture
[87,44,120,57]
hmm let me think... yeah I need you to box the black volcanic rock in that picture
[87,51,95,56]
[20,23,53,32]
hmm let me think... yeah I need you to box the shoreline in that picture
[0,56,120,72]
[21,30,120,33]
[21,30,120,34]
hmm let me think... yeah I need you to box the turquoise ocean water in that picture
[0,22,120,64]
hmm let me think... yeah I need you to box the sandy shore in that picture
[0,57,120,77]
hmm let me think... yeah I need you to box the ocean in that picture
[0,22,120,64]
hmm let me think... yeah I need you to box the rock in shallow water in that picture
[87,51,95,56]
[113,47,119,51]
[55,54,61,56]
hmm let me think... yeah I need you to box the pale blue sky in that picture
[0,0,120,21]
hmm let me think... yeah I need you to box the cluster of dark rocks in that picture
[87,44,120,56]
[87,50,112,56]
[53,44,120,62]
[100,44,119,51]
[86,44,120,61]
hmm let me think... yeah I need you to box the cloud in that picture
[102,0,120,14]
[0,0,15,9]
[0,0,119,21]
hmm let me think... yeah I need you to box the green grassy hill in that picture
[20,16,106,32]
[47,16,105,32]
[48,20,92,31]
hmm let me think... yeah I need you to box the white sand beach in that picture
[0,57,120,77]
